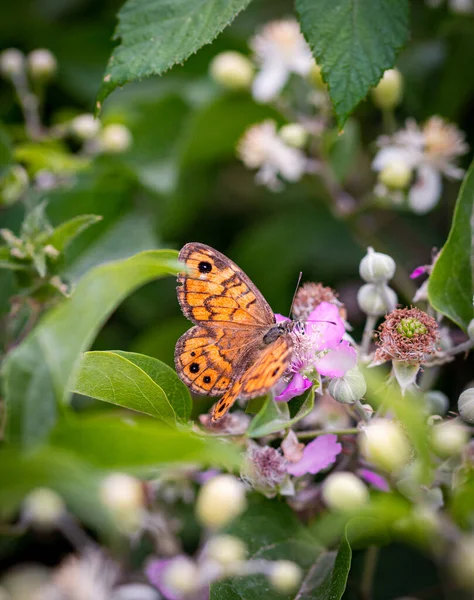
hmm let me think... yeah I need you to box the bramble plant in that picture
[1,1,474,599]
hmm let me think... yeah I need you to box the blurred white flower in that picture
[373,117,468,213]
[237,120,308,190]
[426,0,474,13]
[250,19,313,102]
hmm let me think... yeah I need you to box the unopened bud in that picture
[459,388,474,424]
[360,419,411,472]
[467,319,474,341]
[378,159,412,189]
[162,557,199,596]
[205,535,247,569]
[357,283,397,316]
[100,123,132,153]
[70,114,100,140]
[322,472,369,511]
[268,560,302,594]
[23,487,65,528]
[210,51,254,90]
[0,48,24,78]
[279,123,308,148]
[44,244,60,259]
[371,68,403,110]
[100,473,144,531]
[359,247,396,283]
[328,368,367,404]
[27,49,57,80]
[0,165,29,206]
[424,390,449,416]
[196,475,246,529]
[431,419,469,457]
[452,535,474,589]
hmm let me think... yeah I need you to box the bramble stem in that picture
[11,70,43,140]
[296,427,359,440]
[361,545,379,600]
[361,315,377,357]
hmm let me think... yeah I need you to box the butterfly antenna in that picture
[288,272,303,319]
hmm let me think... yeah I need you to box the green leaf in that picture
[39,214,102,254]
[247,388,314,438]
[296,0,409,127]
[49,414,241,471]
[73,350,191,425]
[2,250,181,447]
[211,495,342,600]
[0,247,29,271]
[0,447,115,536]
[97,0,253,108]
[428,159,474,331]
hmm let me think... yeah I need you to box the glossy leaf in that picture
[296,0,409,127]
[2,250,181,447]
[73,350,191,424]
[97,0,252,108]
[49,414,241,471]
[428,159,474,331]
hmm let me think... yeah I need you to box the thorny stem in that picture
[361,546,379,600]
[361,314,377,358]
[424,339,474,367]
[296,427,359,440]
[11,69,43,140]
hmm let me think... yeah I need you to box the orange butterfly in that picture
[175,242,294,422]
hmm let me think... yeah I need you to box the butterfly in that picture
[175,242,294,423]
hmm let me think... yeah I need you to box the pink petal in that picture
[146,559,182,600]
[287,434,342,476]
[315,340,357,378]
[410,266,426,279]
[358,468,390,492]
[305,302,345,351]
[275,372,312,402]
[275,313,290,323]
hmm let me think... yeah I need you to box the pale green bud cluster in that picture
[210,51,254,90]
[322,472,369,511]
[371,68,403,111]
[196,475,247,529]
[27,49,57,80]
[458,387,474,424]
[360,419,411,472]
[23,487,65,529]
[358,247,397,315]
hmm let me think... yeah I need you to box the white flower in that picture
[373,117,468,213]
[426,0,474,13]
[237,120,308,189]
[250,19,314,102]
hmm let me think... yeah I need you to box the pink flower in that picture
[276,302,356,402]
[358,468,390,492]
[146,559,182,600]
[410,265,428,279]
[287,434,342,477]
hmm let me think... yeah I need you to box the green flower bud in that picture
[210,51,254,90]
[27,49,57,80]
[371,68,403,110]
[360,419,411,473]
[100,123,132,153]
[459,388,474,424]
[205,535,247,570]
[196,475,247,529]
[70,114,100,140]
[279,123,309,148]
[467,319,474,341]
[396,317,428,338]
[357,283,397,316]
[378,159,412,189]
[23,487,65,529]
[0,48,24,78]
[425,390,449,416]
[0,164,29,206]
[359,247,396,283]
[269,561,302,593]
[322,472,369,511]
[100,473,144,532]
[431,419,469,458]
[163,557,199,596]
[328,368,367,404]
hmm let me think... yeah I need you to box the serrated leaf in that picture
[97,0,253,109]
[296,0,409,127]
[428,159,474,331]
[49,414,241,471]
[2,250,181,447]
[73,350,191,425]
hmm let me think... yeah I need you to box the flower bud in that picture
[27,49,57,80]
[70,114,100,140]
[196,475,246,529]
[357,283,397,316]
[424,390,449,416]
[322,472,369,511]
[162,557,199,596]
[378,159,412,189]
[371,68,403,110]
[459,388,474,424]
[268,560,302,593]
[0,48,24,78]
[23,487,65,528]
[100,123,132,153]
[360,419,411,473]
[328,367,367,404]
[359,247,396,283]
[0,165,29,206]
[100,473,144,531]
[279,123,308,148]
[205,535,247,569]
[431,419,469,457]
[452,535,474,589]
[210,51,254,90]
[468,319,474,341]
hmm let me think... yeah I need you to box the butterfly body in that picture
[175,243,294,422]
